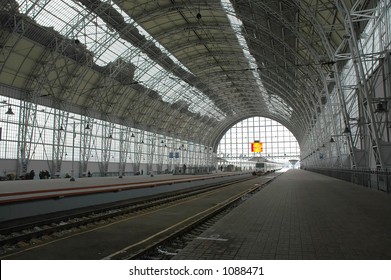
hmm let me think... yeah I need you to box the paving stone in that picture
[173,170,391,260]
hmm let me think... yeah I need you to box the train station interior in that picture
[1,0,391,262]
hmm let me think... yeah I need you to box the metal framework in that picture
[0,0,390,177]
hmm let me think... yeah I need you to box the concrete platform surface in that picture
[0,172,239,202]
[0,174,185,194]
[173,169,391,260]
[0,171,248,222]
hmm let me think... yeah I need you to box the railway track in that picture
[108,175,277,260]
[0,175,260,258]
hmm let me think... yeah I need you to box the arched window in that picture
[217,117,300,168]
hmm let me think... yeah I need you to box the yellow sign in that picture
[251,141,263,152]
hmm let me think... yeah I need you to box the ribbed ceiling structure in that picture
[0,0,377,148]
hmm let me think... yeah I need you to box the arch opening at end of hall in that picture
[217,116,300,171]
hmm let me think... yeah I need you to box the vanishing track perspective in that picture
[0,173,279,259]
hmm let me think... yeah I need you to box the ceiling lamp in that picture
[375,102,387,113]
[5,106,14,115]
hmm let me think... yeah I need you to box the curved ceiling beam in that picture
[154,18,325,93]
[111,0,324,141]
[118,1,223,20]
[76,0,227,115]
[182,47,318,106]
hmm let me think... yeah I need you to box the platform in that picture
[0,172,240,203]
[0,171,249,222]
[173,169,391,260]
[0,173,203,195]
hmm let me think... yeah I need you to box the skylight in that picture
[15,0,225,121]
[220,0,293,117]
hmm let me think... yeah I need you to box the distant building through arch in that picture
[217,117,300,170]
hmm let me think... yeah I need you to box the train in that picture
[255,162,283,173]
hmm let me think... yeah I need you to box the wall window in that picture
[218,117,300,165]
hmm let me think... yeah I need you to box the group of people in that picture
[24,169,48,180]
[38,170,51,179]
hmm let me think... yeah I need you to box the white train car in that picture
[255,162,283,173]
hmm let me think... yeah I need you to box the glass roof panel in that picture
[15,0,225,121]
[221,0,279,113]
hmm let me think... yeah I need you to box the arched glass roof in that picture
[0,0,380,148]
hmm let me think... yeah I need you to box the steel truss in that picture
[302,0,391,170]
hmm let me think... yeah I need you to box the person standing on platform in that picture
[29,170,35,180]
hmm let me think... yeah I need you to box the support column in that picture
[16,99,37,178]
[146,133,156,175]
[132,130,143,174]
[79,116,93,177]
[118,127,132,178]
[336,0,386,168]
[51,107,68,177]
[98,121,113,177]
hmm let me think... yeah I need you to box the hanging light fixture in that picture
[5,106,14,115]
[375,102,387,113]
[85,124,91,130]
[330,137,335,143]
[343,126,350,134]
